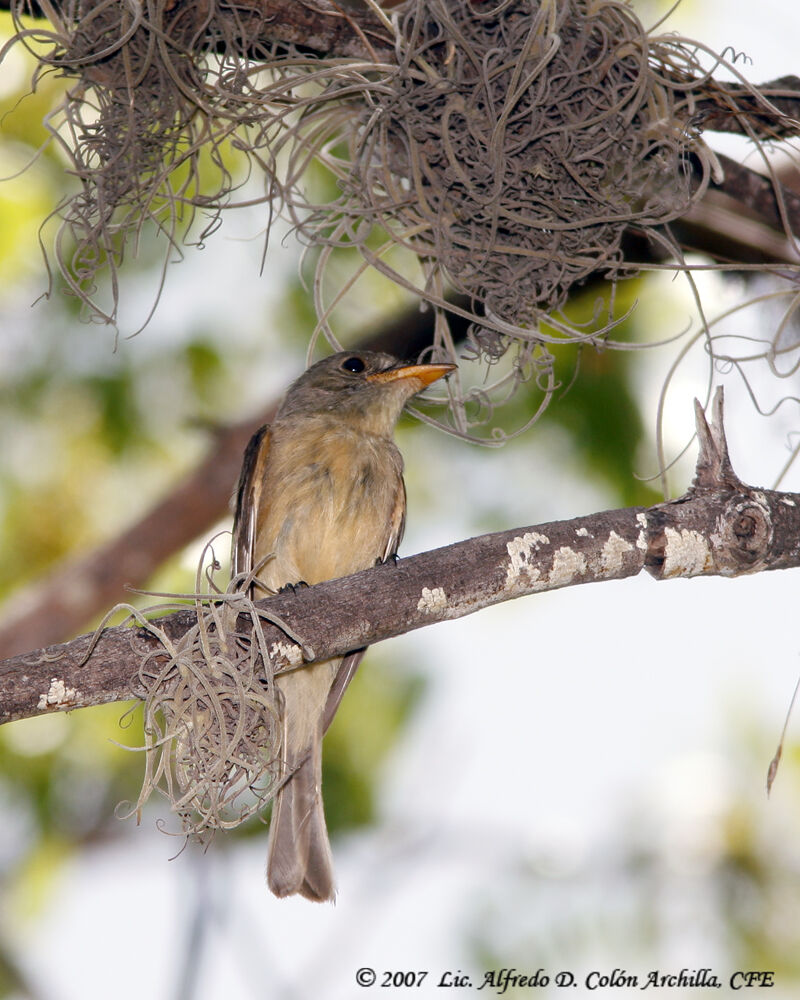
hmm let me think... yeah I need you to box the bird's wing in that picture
[322,650,366,735]
[383,476,407,562]
[231,424,271,584]
[322,473,407,734]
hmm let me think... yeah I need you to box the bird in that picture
[231,350,455,901]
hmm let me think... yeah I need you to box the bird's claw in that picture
[278,580,310,595]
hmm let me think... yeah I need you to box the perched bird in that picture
[231,350,455,901]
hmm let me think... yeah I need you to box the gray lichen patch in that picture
[505,532,550,588]
[37,677,80,711]
[417,587,448,614]
[662,527,713,578]
[601,531,635,575]
[269,641,305,670]
[505,533,588,594]
[549,547,588,587]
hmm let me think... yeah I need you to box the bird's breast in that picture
[255,418,404,589]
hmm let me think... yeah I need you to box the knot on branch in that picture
[715,495,773,573]
[694,388,773,573]
[646,387,775,579]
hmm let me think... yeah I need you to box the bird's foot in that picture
[278,580,310,595]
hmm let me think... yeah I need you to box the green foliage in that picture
[542,343,659,508]
[0,704,146,918]
[540,282,661,507]
[483,279,662,509]
[84,371,140,455]
[184,340,225,400]
[0,17,71,285]
[0,477,88,597]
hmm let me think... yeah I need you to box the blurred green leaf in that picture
[85,372,139,455]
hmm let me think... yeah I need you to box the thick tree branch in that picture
[712,153,800,239]
[694,76,800,139]
[675,153,800,267]
[2,390,798,727]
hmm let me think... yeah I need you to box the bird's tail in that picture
[266,737,335,902]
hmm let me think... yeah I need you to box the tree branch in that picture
[674,153,800,267]
[693,76,800,139]
[713,153,800,238]
[223,0,395,61]
[3,390,798,727]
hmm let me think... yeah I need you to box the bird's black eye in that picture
[341,356,365,373]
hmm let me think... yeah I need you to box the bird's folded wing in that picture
[383,475,407,563]
[231,424,271,582]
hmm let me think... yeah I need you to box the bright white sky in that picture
[4,1,800,998]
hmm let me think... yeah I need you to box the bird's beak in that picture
[366,362,456,388]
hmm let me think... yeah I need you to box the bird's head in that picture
[276,351,456,436]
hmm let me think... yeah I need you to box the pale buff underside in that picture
[254,413,404,749]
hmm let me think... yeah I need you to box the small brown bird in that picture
[231,350,454,901]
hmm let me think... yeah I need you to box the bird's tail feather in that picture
[266,739,334,902]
